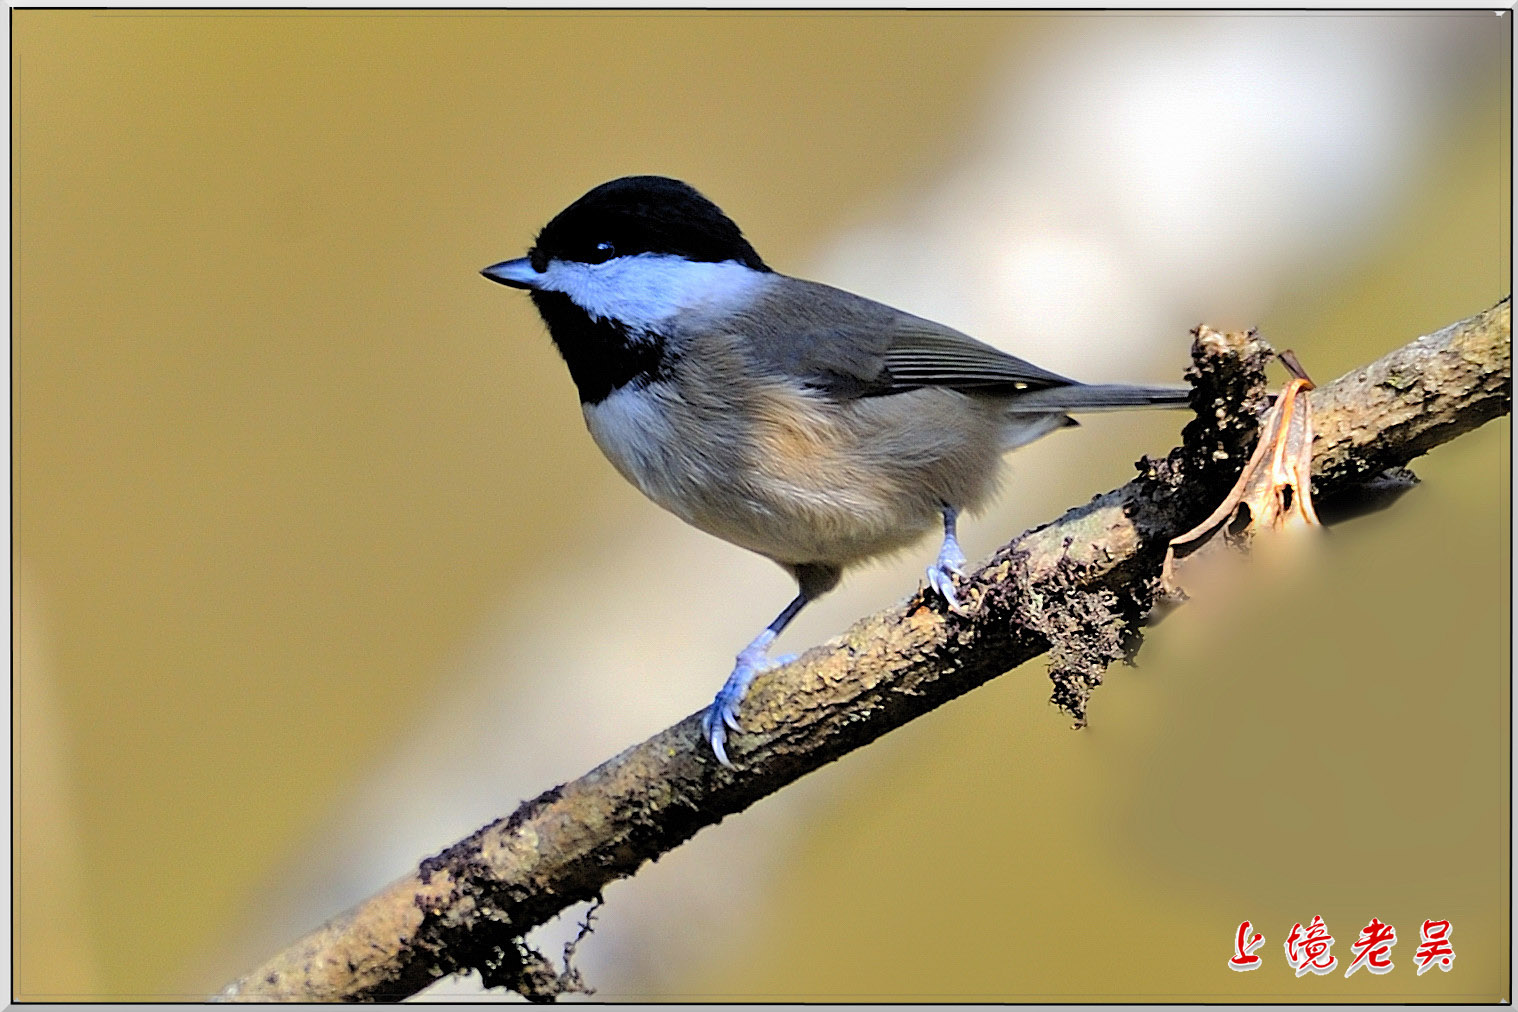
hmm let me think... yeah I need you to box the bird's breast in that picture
[579,377,984,568]
[581,382,694,505]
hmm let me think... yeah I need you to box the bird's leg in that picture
[702,591,809,768]
[925,504,971,615]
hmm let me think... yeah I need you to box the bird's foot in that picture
[702,637,790,768]
[926,539,971,616]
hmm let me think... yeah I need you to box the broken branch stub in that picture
[1162,348,1324,596]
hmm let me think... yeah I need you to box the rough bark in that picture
[219,297,1511,1002]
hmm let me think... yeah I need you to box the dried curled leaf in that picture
[1162,352,1321,595]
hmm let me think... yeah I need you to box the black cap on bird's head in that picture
[482,176,768,289]
[530,176,769,272]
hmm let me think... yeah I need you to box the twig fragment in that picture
[1162,348,1323,596]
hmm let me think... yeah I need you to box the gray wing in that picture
[738,278,1076,400]
[880,318,1076,393]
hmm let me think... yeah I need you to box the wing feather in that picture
[731,278,1075,398]
[880,319,1074,391]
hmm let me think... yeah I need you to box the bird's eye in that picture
[588,241,616,264]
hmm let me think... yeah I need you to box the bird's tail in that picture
[1002,382,1191,414]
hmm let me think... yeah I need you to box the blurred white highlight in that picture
[815,16,1463,378]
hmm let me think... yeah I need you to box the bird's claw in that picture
[926,534,971,615]
[702,642,786,768]
[926,561,971,614]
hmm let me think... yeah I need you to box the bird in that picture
[482,175,1188,766]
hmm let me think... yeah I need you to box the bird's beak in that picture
[480,258,542,290]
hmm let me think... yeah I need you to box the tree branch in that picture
[219,298,1511,1002]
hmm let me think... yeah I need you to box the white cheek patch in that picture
[537,254,767,333]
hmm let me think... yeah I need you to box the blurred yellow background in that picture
[12,9,1509,1002]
